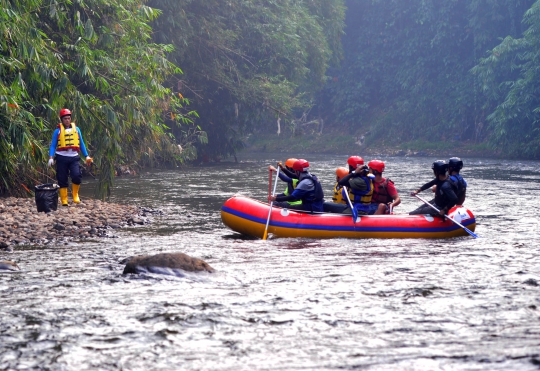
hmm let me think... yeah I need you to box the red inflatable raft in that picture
[221,195,476,239]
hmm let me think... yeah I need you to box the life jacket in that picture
[301,173,324,205]
[434,178,458,208]
[346,175,373,212]
[371,178,394,204]
[56,123,80,151]
[448,174,467,205]
[283,178,302,205]
[332,182,346,204]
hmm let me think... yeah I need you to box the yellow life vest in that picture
[332,182,347,204]
[57,122,80,151]
[349,177,373,205]
[283,178,302,205]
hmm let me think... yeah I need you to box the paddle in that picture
[268,168,272,199]
[342,186,358,222]
[262,167,280,240]
[413,194,478,238]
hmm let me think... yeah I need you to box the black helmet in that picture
[448,157,463,171]
[432,160,448,175]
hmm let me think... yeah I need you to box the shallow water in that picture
[1,153,540,370]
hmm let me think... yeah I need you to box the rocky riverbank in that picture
[0,197,156,251]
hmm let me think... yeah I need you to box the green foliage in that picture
[473,0,540,158]
[148,0,345,159]
[325,0,533,147]
[0,0,200,197]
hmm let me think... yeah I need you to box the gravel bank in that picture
[0,197,153,251]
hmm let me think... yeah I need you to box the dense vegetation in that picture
[1,0,540,197]
[1,0,202,197]
[148,0,345,159]
[325,0,539,158]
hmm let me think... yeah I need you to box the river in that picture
[1,153,539,370]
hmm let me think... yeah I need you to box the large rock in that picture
[123,253,214,276]
[0,260,20,271]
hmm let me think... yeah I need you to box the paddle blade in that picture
[351,206,358,221]
[262,229,268,240]
[461,226,478,238]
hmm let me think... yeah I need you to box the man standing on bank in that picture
[48,109,92,206]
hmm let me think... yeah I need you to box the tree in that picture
[0,0,200,197]
[148,0,345,159]
[325,0,532,145]
[473,0,540,158]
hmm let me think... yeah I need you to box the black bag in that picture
[35,183,60,213]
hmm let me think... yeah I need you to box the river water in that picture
[1,153,539,370]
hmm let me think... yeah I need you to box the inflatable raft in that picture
[221,195,476,239]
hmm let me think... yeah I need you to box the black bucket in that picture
[35,183,60,213]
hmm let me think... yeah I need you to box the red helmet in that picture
[59,108,72,118]
[335,167,348,180]
[292,159,310,172]
[285,158,297,168]
[347,156,364,168]
[368,160,385,173]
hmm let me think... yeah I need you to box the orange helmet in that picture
[335,167,348,180]
[59,108,72,118]
[285,158,297,168]
[292,159,310,172]
[347,156,364,168]
[368,160,385,173]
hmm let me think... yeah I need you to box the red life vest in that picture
[371,178,394,204]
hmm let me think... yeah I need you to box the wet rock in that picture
[129,217,144,225]
[123,253,215,275]
[0,241,13,252]
[523,278,538,286]
[0,260,20,271]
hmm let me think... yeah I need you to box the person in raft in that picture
[48,108,93,206]
[366,160,401,215]
[322,167,349,213]
[337,156,374,215]
[448,157,467,206]
[268,158,302,207]
[409,160,458,217]
[269,159,325,212]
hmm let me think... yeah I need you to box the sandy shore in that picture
[0,197,152,251]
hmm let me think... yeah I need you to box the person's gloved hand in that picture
[48,158,54,167]
[85,156,93,166]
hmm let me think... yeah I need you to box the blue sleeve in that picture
[280,167,296,178]
[278,172,292,183]
[290,188,309,200]
[77,127,89,157]
[49,129,60,157]
[276,187,309,202]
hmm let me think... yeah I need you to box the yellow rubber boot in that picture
[72,183,81,204]
[59,188,69,206]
